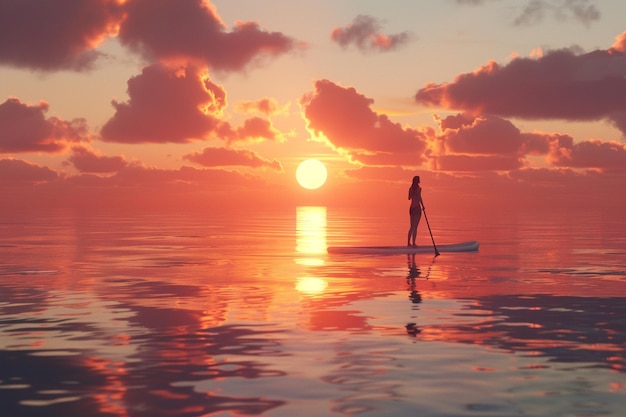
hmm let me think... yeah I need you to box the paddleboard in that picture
[327,240,479,255]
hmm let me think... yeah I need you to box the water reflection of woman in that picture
[407,176,423,247]
[407,253,420,279]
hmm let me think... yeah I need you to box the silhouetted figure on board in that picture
[407,176,423,246]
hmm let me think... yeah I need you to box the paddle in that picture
[421,200,440,257]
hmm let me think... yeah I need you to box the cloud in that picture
[415,32,626,135]
[0,0,300,73]
[613,31,626,53]
[514,0,600,27]
[117,0,300,70]
[440,114,524,155]
[300,79,429,166]
[548,138,626,171]
[456,0,600,27]
[101,64,283,144]
[0,158,58,182]
[433,113,625,173]
[68,146,128,173]
[0,98,88,153]
[0,0,120,71]
[330,15,412,53]
[216,117,283,144]
[236,98,288,115]
[183,147,282,171]
[100,64,224,143]
[432,114,528,171]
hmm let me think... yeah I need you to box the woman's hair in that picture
[411,176,420,187]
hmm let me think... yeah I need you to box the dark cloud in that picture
[0,98,87,153]
[0,0,299,73]
[100,64,224,143]
[514,0,600,27]
[416,32,626,135]
[101,64,283,144]
[117,0,301,70]
[0,0,121,71]
[330,15,412,53]
[456,0,600,27]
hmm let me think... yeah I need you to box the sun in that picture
[296,159,327,190]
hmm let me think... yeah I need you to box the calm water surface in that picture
[0,207,625,416]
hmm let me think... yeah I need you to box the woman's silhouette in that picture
[407,176,423,247]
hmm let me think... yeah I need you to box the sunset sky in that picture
[1,0,625,212]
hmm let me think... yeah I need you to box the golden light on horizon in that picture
[296,159,327,190]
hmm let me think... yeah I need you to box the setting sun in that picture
[296,159,327,190]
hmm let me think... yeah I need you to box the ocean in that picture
[0,206,625,416]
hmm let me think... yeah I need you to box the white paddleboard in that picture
[327,240,479,255]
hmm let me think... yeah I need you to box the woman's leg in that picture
[408,213,418,245]
[410,212,421,246]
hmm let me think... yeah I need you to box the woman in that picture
[407,175,423,247]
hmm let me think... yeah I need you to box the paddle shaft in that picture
[421,201,440,256]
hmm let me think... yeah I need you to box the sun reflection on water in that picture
[295,206,327,265]
[295,277,328,295]
[295,206,328,295]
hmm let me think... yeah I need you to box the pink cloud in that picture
[548,139,626,171]
[101,64,281,144]
[439,114,524,155]
[415,31,626,134]
[0,98,87,153]
[216,117,283,144]
[100,64,224,143]
[432,112,626,172]
[300,79,429,166]
[0,0,120,71]
[0,158,58,182]
[237,98,286,115]
[117,0,300,70]
[68,146,128,173]
[612,31,626,53]
[183,147,282,171]
[330,15,412,53]
[434,113,579,172]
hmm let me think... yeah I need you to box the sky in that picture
[1,0,625,213]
